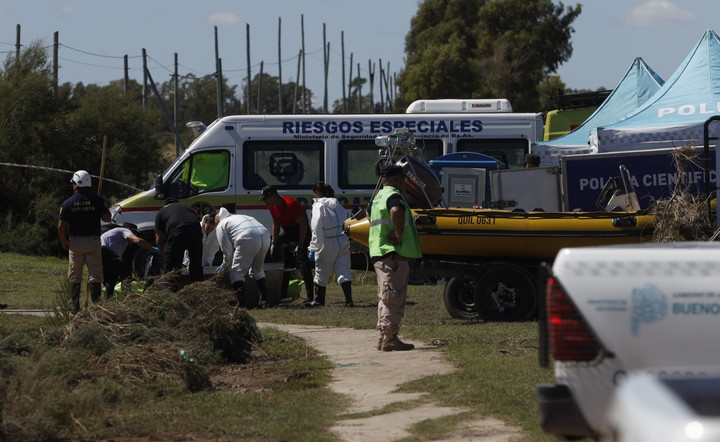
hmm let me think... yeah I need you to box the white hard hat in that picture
[71,170,92,188]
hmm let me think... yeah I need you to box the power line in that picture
[59,56,129,71]
[59,43,141,59]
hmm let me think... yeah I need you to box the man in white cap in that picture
[58,170,111,312]
[215,208,271,308]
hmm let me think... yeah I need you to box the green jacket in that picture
[368,186,422,259]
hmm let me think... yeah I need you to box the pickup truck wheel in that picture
[132,248,162,278]
[474,265,536,322]
[443,277,479,320]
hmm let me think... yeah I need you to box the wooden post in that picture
[348,53,353,112]
[322,23,328,113]
[53,31,58,96]
[293,49,301,114]
[124,55,129,94]
[174,53,179,157]
[142,48,148,109]
[368,59,374,113]
[98,135,108,196]
[257,61,264,114]
[301,15,306,113]
[15,24,20,60]
[278,17,283,113]
[246,24,251,114]
[215,26,224,118]
[379,59,385,114]
[357,62,361,113]
[341,31,347,113]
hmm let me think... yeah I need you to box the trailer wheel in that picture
[132,248,162,278]
[443,277,479,320]
[474,265,536,322]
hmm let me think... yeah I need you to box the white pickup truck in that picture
[536,242,720,440]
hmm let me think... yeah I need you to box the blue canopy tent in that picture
[592,29,720,153]
[532,57,664,165]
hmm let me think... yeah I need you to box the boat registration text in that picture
[457,216,496,225]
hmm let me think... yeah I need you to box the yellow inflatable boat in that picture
[344,207,655,260]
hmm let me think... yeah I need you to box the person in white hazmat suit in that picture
[215,207,271,308]
[183,213,220,268]
[308,182,354,307]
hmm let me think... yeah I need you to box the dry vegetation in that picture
[650,143,717,242]
[0,273,317,440]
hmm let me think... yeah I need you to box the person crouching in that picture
[215,208,271,308]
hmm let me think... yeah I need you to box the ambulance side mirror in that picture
[154,175,167,200]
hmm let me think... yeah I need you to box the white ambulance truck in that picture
[109,99,542,271]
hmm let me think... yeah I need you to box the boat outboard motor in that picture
[396,157,442,209]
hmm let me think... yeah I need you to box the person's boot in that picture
[377,334,384,351]
[314,285,326,306]
[89,282,102,304]
[341,281,354,307]
[104,282,115,300]
[302,278,315,307]
[381,334,414,352]
[232,280,245,307]
[256,278,268,309]
[70,282,81,313]
[303,283,315,306]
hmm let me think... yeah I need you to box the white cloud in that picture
[626,0,695,28]
[208,12,240,26]
[62,4,76,16]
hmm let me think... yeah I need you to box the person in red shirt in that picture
[260,186,315,306]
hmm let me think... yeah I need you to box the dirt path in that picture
[259,323,525,442]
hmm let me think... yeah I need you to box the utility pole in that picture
[214,26,224,118]
[142,48,148,109]
[52,31,58,97]
[246,24,251,114]
[257,61,264,114]
[15,24,20,60]
[368,59,374,113]
[278,17,283,113]
[357,62,361,113]
[293,49,301,114]
[123,55,129,94]
[341,32,347,114]
[379,59,385,113]
[348,53,353,113]
[174,53,179,157]
[322,23,328,113]
[301,15,306,113]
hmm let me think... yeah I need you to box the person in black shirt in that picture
[154,199,203,282]
[58,170,111,312]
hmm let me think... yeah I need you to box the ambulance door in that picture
[162,148,235,218]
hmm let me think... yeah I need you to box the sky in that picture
[0,0,718,111]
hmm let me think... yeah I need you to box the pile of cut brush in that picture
[650,143,717,242]
[0,273,262,440]
[64,272,262,389]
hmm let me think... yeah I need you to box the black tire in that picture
[132,248,162,278]
[443,277,480,320]
[474,265,536,322]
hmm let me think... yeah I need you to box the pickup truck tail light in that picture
[546,277,601,362]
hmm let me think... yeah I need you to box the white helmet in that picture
[71,170,92,188]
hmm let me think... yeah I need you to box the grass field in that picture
[0,252,558,440]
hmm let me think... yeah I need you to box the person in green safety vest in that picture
[368,164,422,351]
